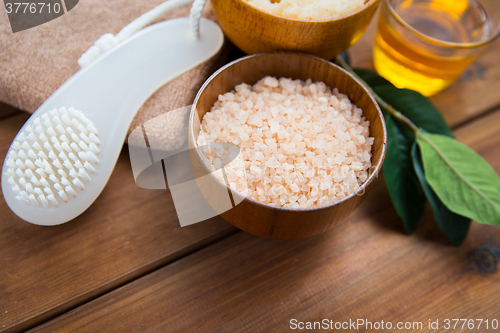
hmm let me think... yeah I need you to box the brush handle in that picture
[78,0,208,68]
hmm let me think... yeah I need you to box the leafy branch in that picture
[336,56,500,246]
[336,56,418,134]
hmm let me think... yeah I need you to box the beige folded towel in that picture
[0,0,230,133]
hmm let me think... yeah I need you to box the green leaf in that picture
[417,132,500,225]
[354,68,394,88]
[411,143,471,246]
[383,113,426,234]
[374,86,454,138]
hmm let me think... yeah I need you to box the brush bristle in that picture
[4,107,100,208]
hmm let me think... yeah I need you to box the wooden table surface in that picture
[1,13,500,333]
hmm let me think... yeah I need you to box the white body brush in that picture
[1,13,223,225]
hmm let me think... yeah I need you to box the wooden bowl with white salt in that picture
[189,53,386,239]
[210,0,380,60]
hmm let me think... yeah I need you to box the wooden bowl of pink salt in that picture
[210,0,380,60]
[189,53,386,239]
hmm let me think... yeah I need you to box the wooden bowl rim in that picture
[234,0,379,23]
[189,52,387,213]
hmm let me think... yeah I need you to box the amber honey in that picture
[373,0,492,96]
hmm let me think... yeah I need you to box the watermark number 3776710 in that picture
[3,0,79,33]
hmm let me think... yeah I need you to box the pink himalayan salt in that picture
[197,76,374,209]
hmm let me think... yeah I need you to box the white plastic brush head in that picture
[4,107,100,208]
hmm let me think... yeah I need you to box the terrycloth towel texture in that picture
[0,0,230,133]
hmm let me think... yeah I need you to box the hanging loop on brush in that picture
[78,0,208,68]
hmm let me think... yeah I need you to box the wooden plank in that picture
[349,5,500,128]
[0,102,19,120]
[0,113,236,333]
[2,6,499,331]
[30,109,500,332]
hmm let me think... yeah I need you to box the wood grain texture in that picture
[0,102,19,120]
[348,0,500,128]
[30,109,500,333]
[0,113,236,333]
[1,4,500,331]
[211,0,380,60]
[190,53,386,239]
